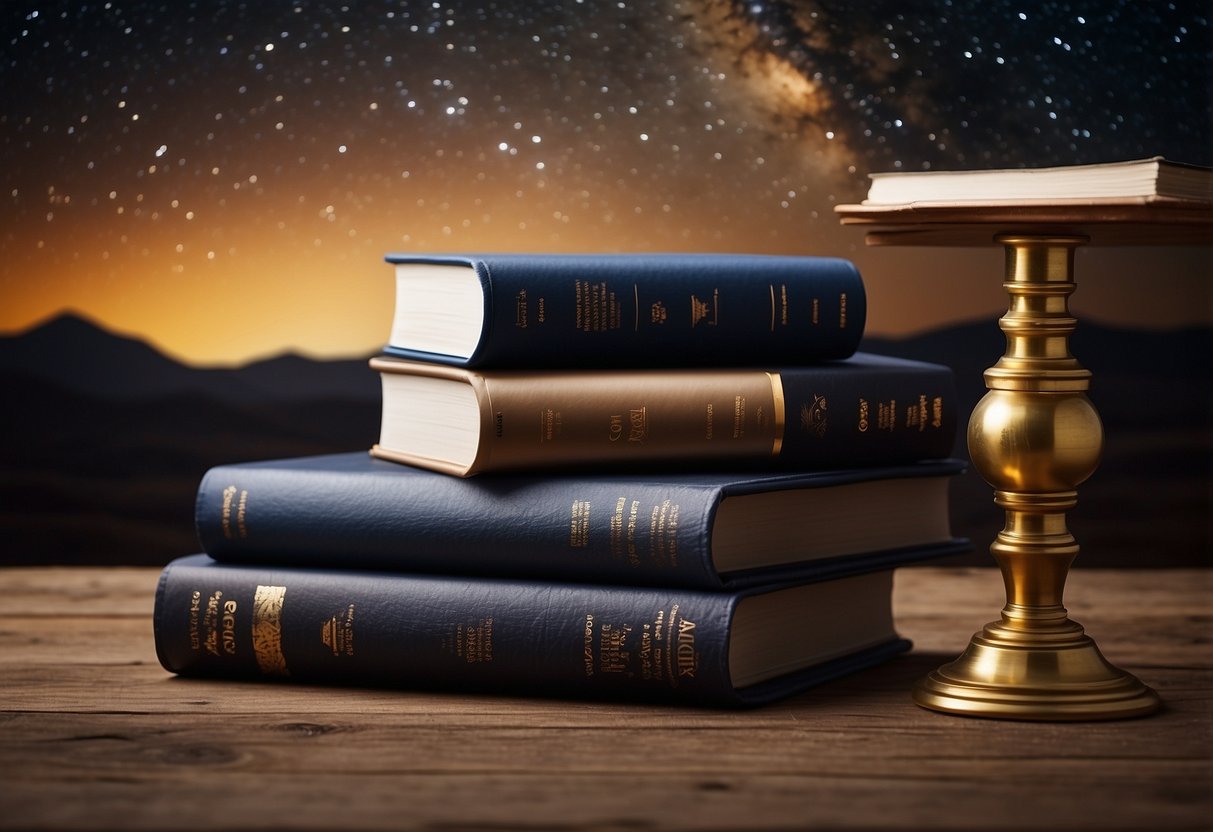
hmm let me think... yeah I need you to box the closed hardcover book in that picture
[383,253,865,367]
[370,352,957,476]
[154,554,914,706]
[197,452,968,590]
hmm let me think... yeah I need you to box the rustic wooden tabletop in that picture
[2,565,1209,831]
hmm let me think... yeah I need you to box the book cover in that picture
[197,452,968,590]
[153,553,915,707]
[383,253,866,367]
[370,352,958,476]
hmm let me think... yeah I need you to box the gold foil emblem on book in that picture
[321,604,356,657]
[800,394,828,438]
[252,584,289,676]
[690,290,719,327]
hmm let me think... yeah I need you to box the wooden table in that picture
[2,566,1209,831]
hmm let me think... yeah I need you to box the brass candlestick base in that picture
[913,235,1161,721]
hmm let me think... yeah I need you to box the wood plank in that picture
[6,768,1205,832]
[0,566,159,616]
[5,766,1209,831]
[1,648,1206,717]
[2,708,1209,831]
[1,566,1210,831]
[4,705,1210,771]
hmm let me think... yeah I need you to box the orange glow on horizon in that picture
[4,225,1210,367]
[2,177,874,365]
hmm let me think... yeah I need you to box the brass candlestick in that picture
[912,235,1161,720]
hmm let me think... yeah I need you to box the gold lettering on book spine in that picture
[252,584,289,676]
[220,485,236,539]
[768,373,785,457]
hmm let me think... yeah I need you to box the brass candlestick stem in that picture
[912,235,1161,720]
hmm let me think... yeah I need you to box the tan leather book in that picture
[369,353,956,476]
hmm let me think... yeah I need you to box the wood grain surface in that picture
[2,566,1209,831]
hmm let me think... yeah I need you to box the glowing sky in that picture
[2,1,1210,365]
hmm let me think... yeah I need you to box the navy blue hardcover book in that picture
[197,452,968,590]
[371,352,958,476]
[382,253,865,368]
[153,553,917,706]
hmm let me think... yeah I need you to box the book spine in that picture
[391,255,865,367]
[778,360,958,470]
[196,463,728,588]
[153,556,740,704]
[373,357,957,474]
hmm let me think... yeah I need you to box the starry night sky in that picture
[3,1,1210,364]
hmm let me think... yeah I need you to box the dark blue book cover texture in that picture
[196,452,967,589]
[384,253,866,367]
[154,554,911,707]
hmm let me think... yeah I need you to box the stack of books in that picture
[153,253,969,706]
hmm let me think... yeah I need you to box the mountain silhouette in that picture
[0,313,379,403]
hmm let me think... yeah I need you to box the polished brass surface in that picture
[913,235,1162,720]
